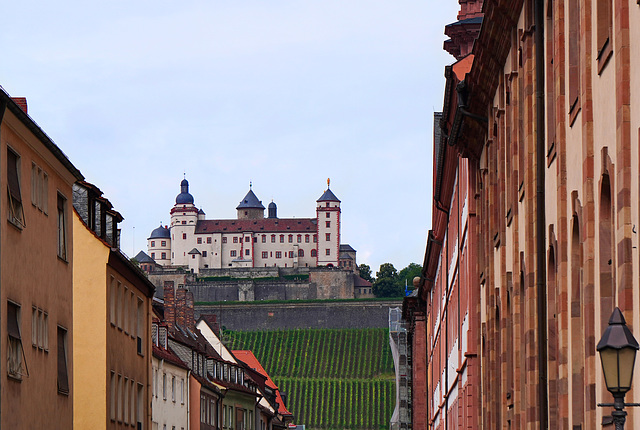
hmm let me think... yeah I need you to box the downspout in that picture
[534,0,549,427]
[0,95,6,429]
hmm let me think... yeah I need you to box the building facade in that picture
[147,180,348,272]
[0,92,83,428]
[406,0,640,428]
[73,181,155,429]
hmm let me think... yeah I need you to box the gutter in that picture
[0,94,6,428]
[534,0,549,427]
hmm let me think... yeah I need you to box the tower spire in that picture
[327,178,330,188]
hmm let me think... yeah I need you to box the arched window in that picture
[279,235,284,243]
[298,249,304,257]
[311,249,317,257]
[288,234,293,243]
[297,235,302,243]
[271,235,276,243]
[305,235,310,243]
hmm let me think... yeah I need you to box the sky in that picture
[2,0,459,273]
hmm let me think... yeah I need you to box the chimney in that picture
[185,290,195,331]
[164,282,175,330]
[175,286,187,328]
[11,97,27,114]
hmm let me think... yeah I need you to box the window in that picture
[262,251,268,259]
[311,249,317,257]
[137,383,144,428]
[161,252,167,259]
[197,237,202,244]
[110,277,116,325]
[151,241,155,247]
[276,251,282,259]
[151,253,155,259]
[181,378,185,404]
[110,371,116,420]
[326,221,330,228]
[313,235,318,243]
[31,307,48,350]
[30,164,49,214]
[288,234,293,243]
[163,373,167,400]
[271,235,276,243]
[7,148,25,228]
[297,234,302,243]
[230,250,237,257]
[262,235,266,243]
[172,375,176,402]
[161,240,167,246]
[326,212,330,218]
[7,301,26,379]
[298,249,304,257]
[325,233,330,241]
[245,237,250,242]
[222,237,227,243]
[207,237,211,244]
[57,194,67,260]
[326,249,331,255]
[245,249,250,256]
[568,0,581,116]
[182,233,187,240]
[57,326,69,394]
[280,235,284,243]
[233,237,238,243]
[596,0,613,71]
[305,234,310,243]
[124,377,129,424]
[202,251,207,257]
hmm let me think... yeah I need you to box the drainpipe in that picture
[0,95,6,428]
[534,0,549,427]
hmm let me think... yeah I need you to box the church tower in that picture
[315,179,340,267]
[236,184,265,220]
[170,178,199,266]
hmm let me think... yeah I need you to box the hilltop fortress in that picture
[137,179,374,301]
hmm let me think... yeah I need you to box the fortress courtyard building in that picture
[146,179,355,274]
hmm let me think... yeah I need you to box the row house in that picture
[152,286,293,430]
[72,181,155,429]
[0,89,83,428]
[407,0,640,428]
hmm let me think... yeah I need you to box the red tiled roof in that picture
[233,350,293,416]
[196,218,317,234]
[353,276,372,287]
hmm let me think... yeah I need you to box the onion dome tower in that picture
[316,178,341,267]
[236,183,265,220]
[170,176,199,266]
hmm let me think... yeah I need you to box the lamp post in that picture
[597,307,640,429]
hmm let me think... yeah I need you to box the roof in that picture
[135,250,155,264]
[196,218,317,234]
[353,276,372,287]
[0,90,84,182]
[149,224,171,239]
[153,345,190,370]
[339,244,356,252]
[237,189,265,210]
[188,248,201,255]
[233,350,293,416]
[339,253,353,260]
[317,188,340,202]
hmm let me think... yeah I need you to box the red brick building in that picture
[405,0,640,428]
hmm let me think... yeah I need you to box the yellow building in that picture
[73,181,155,429]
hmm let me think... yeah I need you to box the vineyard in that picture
[224,328,396,430]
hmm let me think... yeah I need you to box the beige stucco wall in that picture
[73,211,110,429]
[152,356,189,430]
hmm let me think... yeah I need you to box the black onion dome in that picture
[149,224,170,239]
[176,178,194,204]
[268,201,277,209]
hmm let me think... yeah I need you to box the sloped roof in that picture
[188,248,201,255]
[153,344,190,370]
[317,188,340,202]
[233,350,293,416]
[149,224,171,239]
[237,189,265,210]
[353,276,372,287]
[196,218,316,234]
[339,244,356,252]
[135,250,155,263]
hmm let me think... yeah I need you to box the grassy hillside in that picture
[224,328,395,430]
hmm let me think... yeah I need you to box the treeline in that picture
[358,262,422,298]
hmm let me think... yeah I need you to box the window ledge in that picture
[597,40,613,75]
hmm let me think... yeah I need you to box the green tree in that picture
[373,263,401,297]
[397,263,422,293]
[358,263,374,282]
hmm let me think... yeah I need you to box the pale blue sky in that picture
[2,0,459,273]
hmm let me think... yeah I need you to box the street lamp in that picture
[597,307,640,429]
